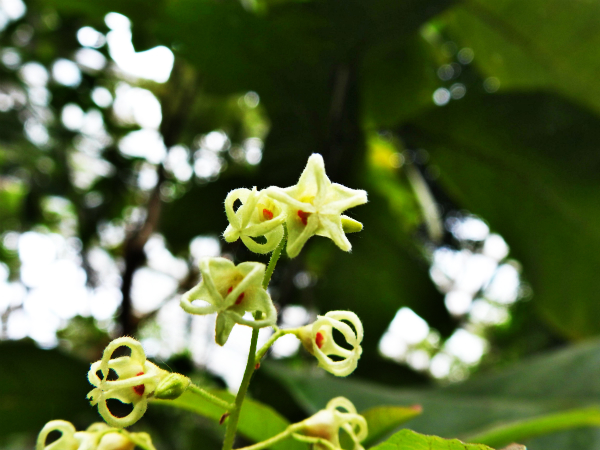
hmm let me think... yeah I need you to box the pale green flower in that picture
[180,257,277,345]
[293,397,368,450]
[223,187,286,254]
[266,154,367,258]
[297,311,363,377]
[36,420,156,450]
[87,337,173,428]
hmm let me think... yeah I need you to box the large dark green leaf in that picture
[441,0,600,116]
[401,92,600,339]
[266,338,600,449]
[0,341,95,443]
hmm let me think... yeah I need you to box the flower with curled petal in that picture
[297,311,363,377]
[266,154,367,258]
[36,420,156,450]
[292,397,367,450]
[87,337,174,428]
[180,257,277,345]
[223,187,286,254]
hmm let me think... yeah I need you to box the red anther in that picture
[255,362,261,370]
[219,413,230,425]
[133,372,145,396]
[315,332,325,349]
[235,292,245,305]
[297,210,310,225]
[227,286,233,294]
[263,209,274,220]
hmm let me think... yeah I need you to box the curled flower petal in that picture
[223,187,286,254]
[180,257,277,345]
[87,337,177,428]
[298,311,363,377]
[293,397,368,450]
[36,420,156,450]
[37,420,79,450]
[266,154,367,258]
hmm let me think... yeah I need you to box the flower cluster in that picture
[180,257,277,345]
[224,154,367,258]
[87,337,189,428]
[293,397,368,450]
[41,153,370,450]
[36,420,155,450]
[297,311,364,377]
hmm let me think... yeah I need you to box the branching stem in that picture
[221,227,288,450]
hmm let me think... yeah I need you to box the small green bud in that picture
[154,373,191,400]
[341,215,363,233]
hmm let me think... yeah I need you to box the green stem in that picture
[262,226,287,290]
[221,228,288,450]
[235,428,293,450]
[188,384,234,410]
[255,327,299,362]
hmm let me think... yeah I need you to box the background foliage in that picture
[1,0,599,448]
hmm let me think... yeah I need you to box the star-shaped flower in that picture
[180,257,277,345]
[266,154,367,258]
[87,337,172,428]
[223,187,286,254]
[292,397,368,450]
[297,311,363,377]
[37,420,156,450]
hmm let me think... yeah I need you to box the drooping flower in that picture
[266,154,367,258]
[297,311,363,377]
[292,397,368,450]
[36,420,156,450]
[87,337,180,428]
[180,257,277,345]
[223,187,286,254]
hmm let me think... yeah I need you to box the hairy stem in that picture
[262,226,287,290]
[221,227,288,450]
[188,384,234,410]
[235,428,294,450]
[255,327,299,362]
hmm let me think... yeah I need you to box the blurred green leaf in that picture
[153,389,308,450]
[441,0,600,116]
[0,341,95,443]
[370,429,494,450]
[401,92,600,339]
[465,407,600,448]
[267,338,600,449]
[362,405,423,447]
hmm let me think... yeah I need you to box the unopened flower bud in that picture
[154,373,190,400]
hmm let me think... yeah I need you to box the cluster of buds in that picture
[224,154,367,258]
[292,397,368,450]
[180,257,277,345]
[87,337,190,428]
[36,420,155,450]
[296,311,364,377]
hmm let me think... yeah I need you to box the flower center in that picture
[315,332,325,349]
[262,208,274,220]
[227,286,245,305]
[297,210,311,226]
[133,372,145,396]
